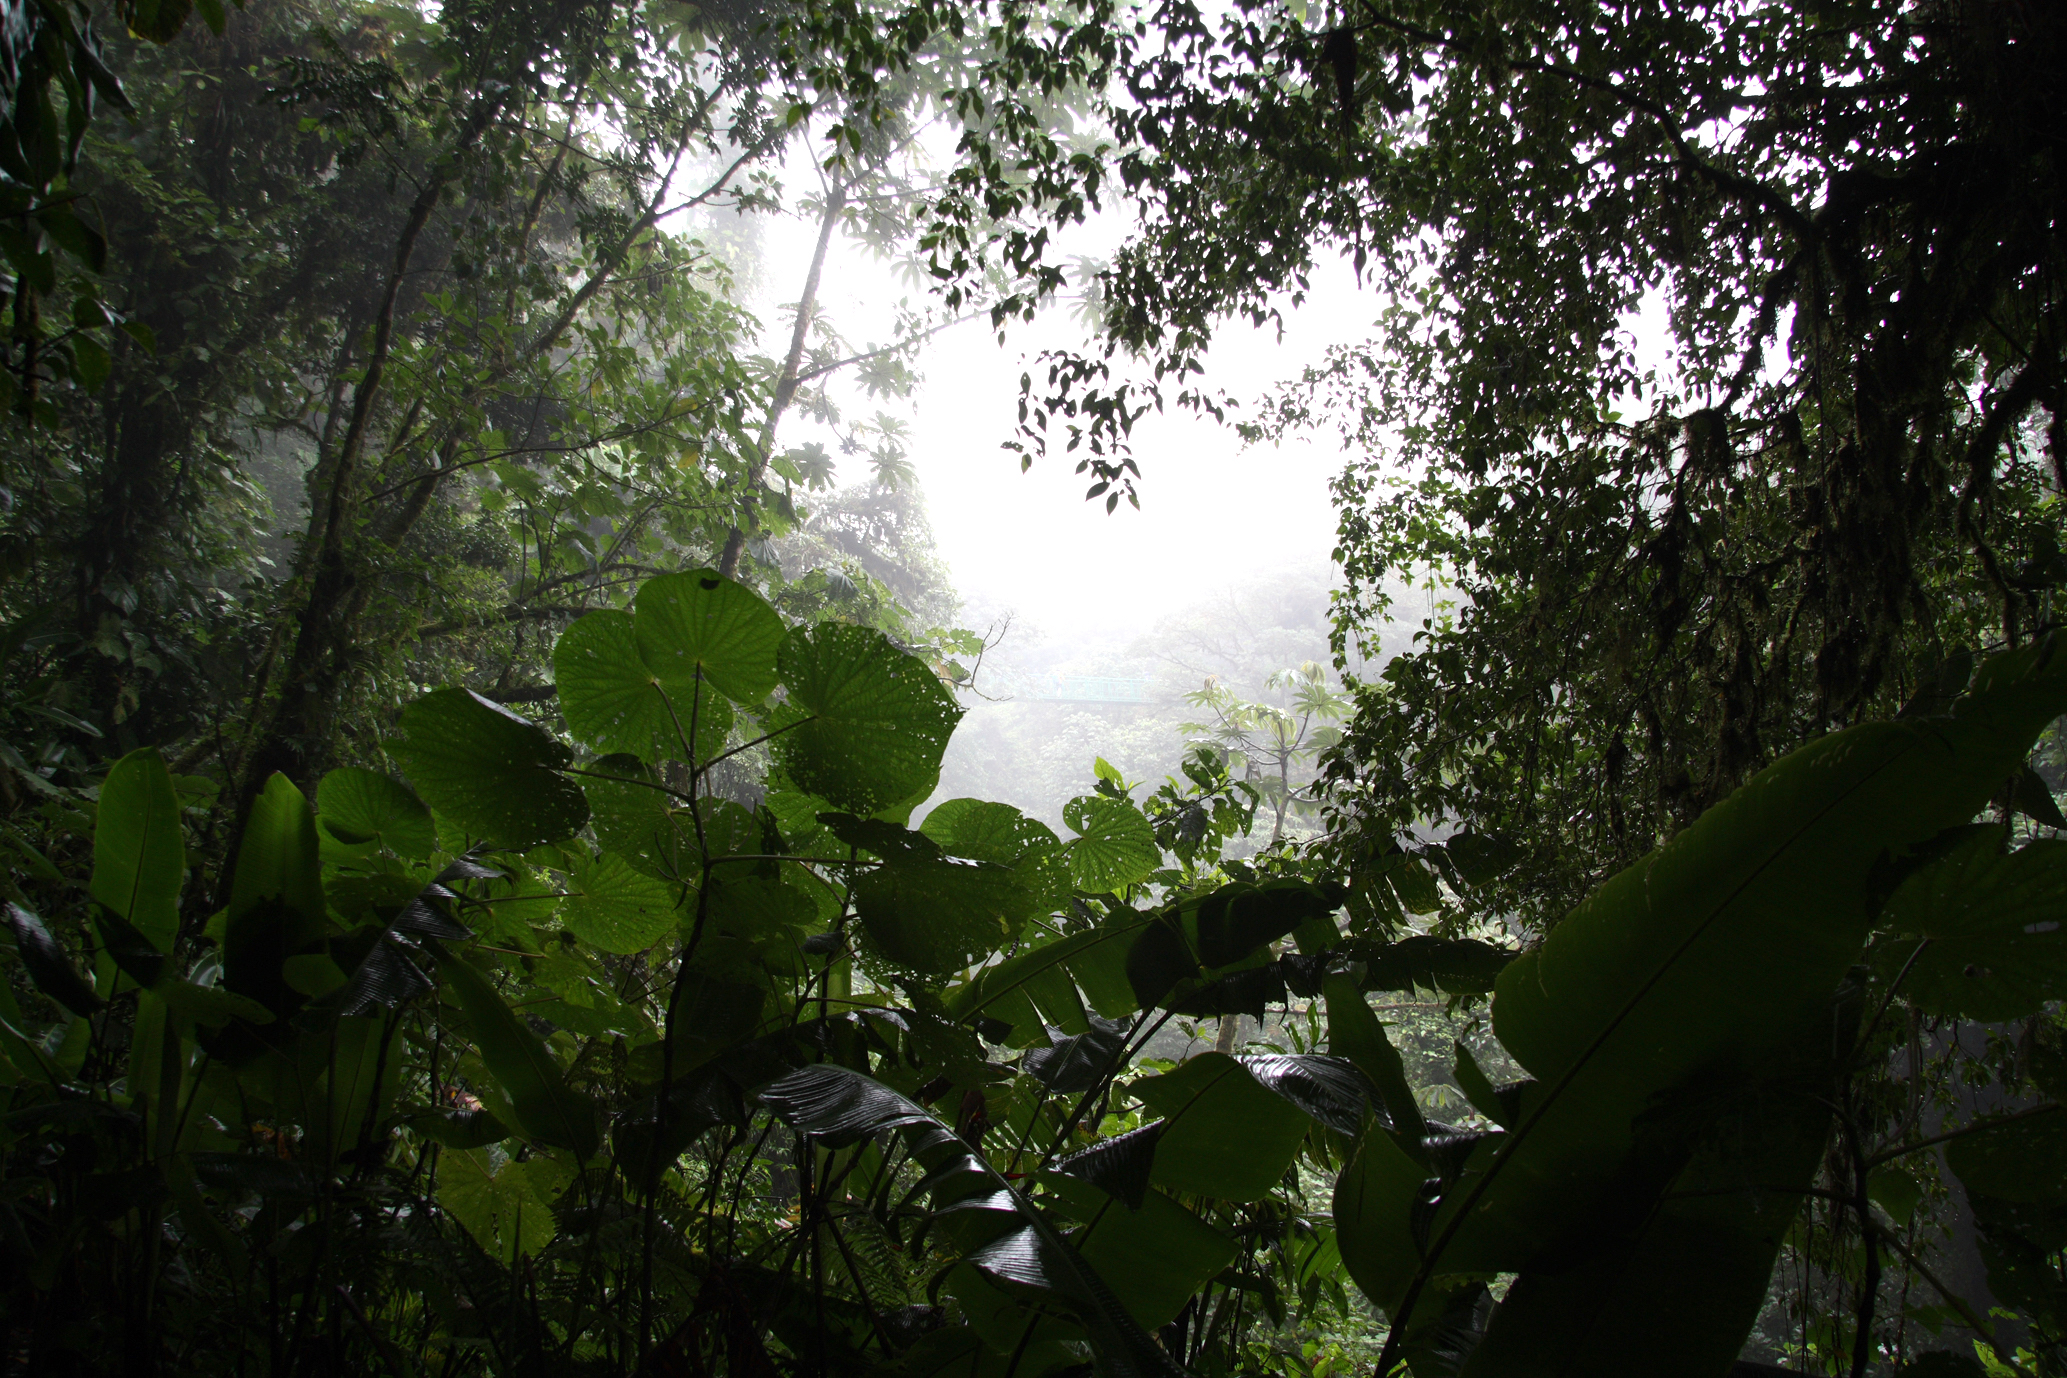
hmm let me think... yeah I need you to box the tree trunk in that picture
[718,179,846,578]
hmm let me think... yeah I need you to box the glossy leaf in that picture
[1022,1016,1128,1094]
[1052,1121,1164,1210]
[760,1063,1183,1378]
[1325,973,1425,1146]
[5,901,102,1015]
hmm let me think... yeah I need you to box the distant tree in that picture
[1182,660,1348,846]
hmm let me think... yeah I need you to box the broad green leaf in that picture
[772,623,961,816]
[1063,795,1158,894]
[91,748,183,954]
[1350,639,2067,1356]
[760,1064,1184,1378]
[924,798,1071,918]
[1868,1166,1924,1224]
[1332,1118,1430,1310]
[1875,828,2067,1020]
[437,1148,569,1263]
[1324,973,1425,1147]
[1945,1109,2067,1205]
[1044,1174,1237,1327]
[555,608,732,761]
[311,1015,403,1163]
[563,850,681,954]
[223,774,327,1017]
[438,952,600,1157]
[391,689,588,849]
[1133,1052,1312,1201]
[634,567,786,704]
[946,914,1149,1044]
[583,756,693,881]
[1443,831,1522,885]
[1457,1074,1832,1375]
[853,857,1030,975]
[315,767,434,859]
[158,978,274,1028]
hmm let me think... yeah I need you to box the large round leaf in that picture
[316,767,435,859]
[563,851,682,955]
[771,624,961,816]
[1874,828,2067,1021]
[555,609,732,763]
[1063,795,1159,894]
[391,689,588,849]
[634,568,785,705]
[924,797,1070,918]
[852,857,1028,975]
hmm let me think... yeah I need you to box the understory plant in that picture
[2,570,2063,1378]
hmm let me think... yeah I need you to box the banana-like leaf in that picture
[337,858,485,1017]
[1042,1173,1238,1327]
[1129,879,1345,1010]
[1132,1053,1314,1201]
[948,915,1149,1046]
[6,901,103,1015]
[613,1061,743,1189]
[1236,1054,1368,1135]
[437,951,600,1157]
[1325,973,1425,1148]
[1350,637,2067,1372]
[1021,1016,1128,1094]
[1052,1121,1165,1210]
[90,748,183,954]
[222,774,327,1021]
[1354,935,1514,996]
[760,1063,1186,1378]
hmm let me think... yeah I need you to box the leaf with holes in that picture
[1063,795,1158,894]
[556,608,731,761]
[771,624,961,816]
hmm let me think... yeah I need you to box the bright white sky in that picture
[752,194,1379,640]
